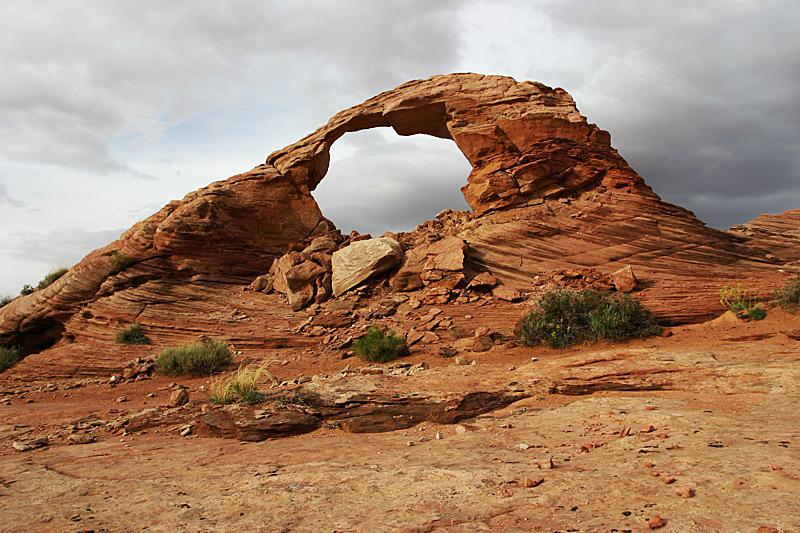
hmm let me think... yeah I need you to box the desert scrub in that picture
[209,362,274,405]
[775,274,800,312]
[517,289,662,349]
[20,284,35,296]
[0,294,13,308]
[719,283,759,312]
[352,325,408,363]
[0,346,22,373]
[107,250,134,273]
[115,323,150,345]
[37,267,68,290]
[155,339,232,376]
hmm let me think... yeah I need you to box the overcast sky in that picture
[1,0,798,296]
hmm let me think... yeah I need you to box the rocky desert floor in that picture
[1,294,799,533]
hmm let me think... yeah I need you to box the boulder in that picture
[467,272,497,291]
[609,265,637,293]
[392,236,468,292]
[332,237,403,296]
[270,251,332,311]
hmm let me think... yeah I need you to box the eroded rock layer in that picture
[1,73,798,358]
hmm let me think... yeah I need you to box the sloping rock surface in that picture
[1,73,799,353]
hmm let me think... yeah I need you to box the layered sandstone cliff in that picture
[1,73,798,354]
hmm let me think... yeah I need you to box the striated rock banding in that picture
[1,72,798,357]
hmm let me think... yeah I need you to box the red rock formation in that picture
[1,73,798,355]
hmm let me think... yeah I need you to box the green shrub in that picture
[209,362,274,405]
[719,283,759,312]
[775,274,800,312]
[747,307,767,321]
[0,294,13,308]
[155,339,232,376]
[517,289,662,349]
[115,323,150,345]
[20,284,34,296]
[352,325,408,363]
[37,267,68,290]
[107,250,134,273]
[0,346,22,373]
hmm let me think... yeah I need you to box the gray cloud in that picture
[0,183,24,208]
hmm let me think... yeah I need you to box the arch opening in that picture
[312,128,473,236]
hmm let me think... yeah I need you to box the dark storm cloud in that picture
[542,0,800,228]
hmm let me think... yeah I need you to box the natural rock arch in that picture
[3,72,797,351]
[313,129,472,234]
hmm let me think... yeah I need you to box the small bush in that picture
[0,346,22,373]
[155,339,232,376]
[107,250,134,273]
[747,307,767,321]
[20,284,35,296]
[209,362,274,405]
[0,294,13,308]
[775,274,800,312]
[719,283,759,312]
[517,289,662,349]
[352,325,408,363]
[37,267,69,290]
[115,323,150,345]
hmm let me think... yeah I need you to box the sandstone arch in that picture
[2,73,798,353]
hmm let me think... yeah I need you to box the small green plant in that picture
[20,284,35,296]
[775,274,800,312]
[0,294,13,308]
[107,250,134,273]
[747,307,767,321]
[517,289,662,349]
[209,362,274,405]
[115,323,150,345]
[0,346,22,372]
[37,267,69,290]
[352,325,408,363]
[155,339,232,376]
[719,283,759,312]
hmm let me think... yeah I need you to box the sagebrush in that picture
[352,325,408,363]
[155,339,232,376]
[775,274,800,312]
[107,250,134,273]
[0,294,13,308]
[517,289,663,349]
[115,323,150,345]
[0,346,22,373]
[37,267,68,290]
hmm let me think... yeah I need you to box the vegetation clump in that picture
[0,346,22,373]
[37,267,69,290]
[517,289,663,349]
[0,294,13,308]
[775,274,800,312]
[107,250,134,273]
[719,283,766,320]
[20,284,34,296]
[115,323,150,345]
[155,339,232,376]
[352,325,408,363]
[209,362,274,405]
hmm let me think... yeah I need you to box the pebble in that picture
[523,477,544,488]
[661,476,676,484]
[406,441,415,446]
[648,515,665,529]
[114,397,127,403]
[530,357,538,362]
[68,433,94,445]
[676,487,694,498]
[419,436,429,443]
[455,425,467,434]
[516,443,530,450]
[435,432,443,440]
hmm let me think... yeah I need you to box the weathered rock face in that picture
[1,72,798,352]
[331,237,403,296]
